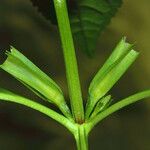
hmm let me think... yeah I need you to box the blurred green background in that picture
[0,0,150,150]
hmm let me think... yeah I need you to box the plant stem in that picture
[74,125,89,150]
[53,0,84,123]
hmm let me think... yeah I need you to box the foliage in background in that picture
[31,0,122,55]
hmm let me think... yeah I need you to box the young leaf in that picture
[0,88,75,132]
[87,89,150,133]
[0,47,72,120]
[30,0,122,56]
[86,40,139,118]
[90,95,112,119]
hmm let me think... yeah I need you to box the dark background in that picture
[0,0,150,150]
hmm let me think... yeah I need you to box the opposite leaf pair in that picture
[0,37,145,125]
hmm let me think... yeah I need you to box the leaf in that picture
[70,0,122,56]
[90,95,112,118]
[30,0,122,56]
[30,0,77,24]
[87,89,150,132]
[89,37,133,91]
[30,0,58,24]
[0,47,72,119]
[86,38,139,118]
[0,88,74,131]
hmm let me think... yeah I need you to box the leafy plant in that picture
[0,0,150,150]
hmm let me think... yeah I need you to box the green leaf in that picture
[30,0,122,56]
[0,88,75,132]
[30,0,58,24]
[0,47,72,120]
[87,89,150,133]
[90,95,112,118]
[89,37,133,89]
[70,0,122,55]
[86,38,139,118]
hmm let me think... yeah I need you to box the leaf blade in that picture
[90,95,112,118]
[90,50,139,102]
[0,47,72,120]
[86,38,139,118]
[70,0,123,55]
[87,89,150,133]
[89,37,133,90]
